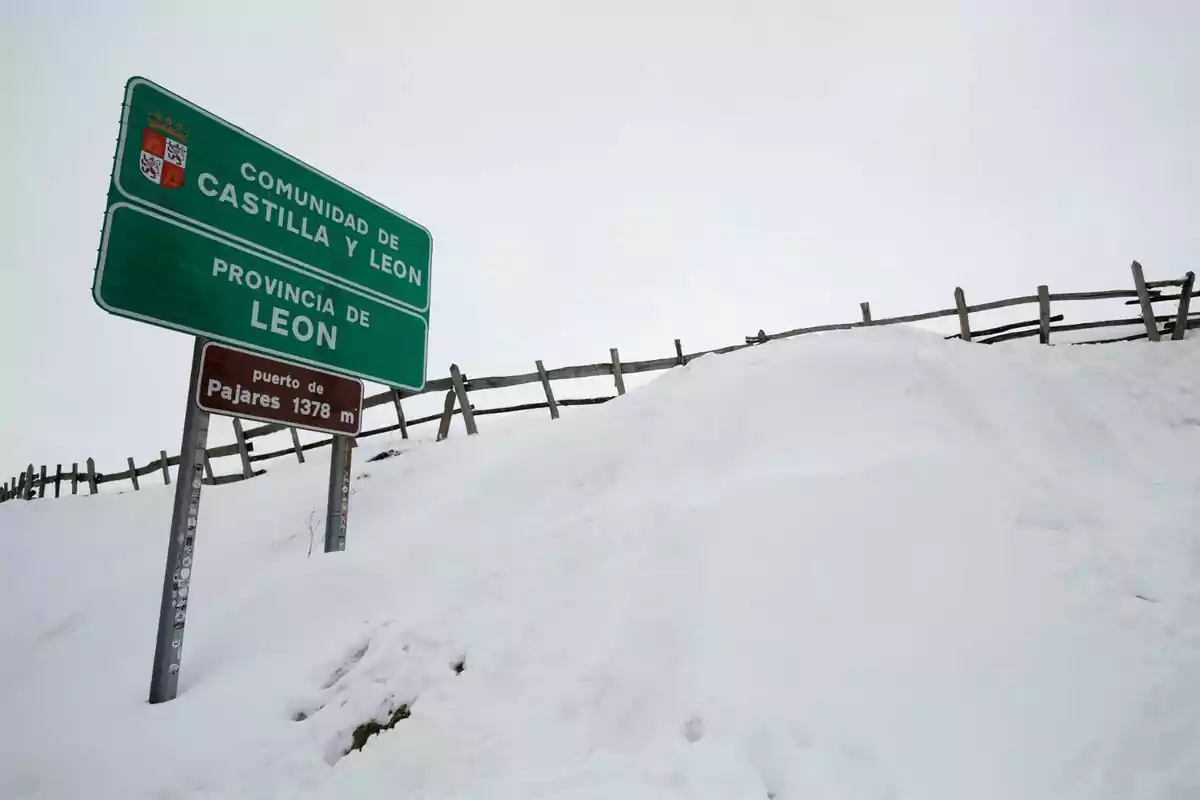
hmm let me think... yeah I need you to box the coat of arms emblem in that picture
[139,112,187,189]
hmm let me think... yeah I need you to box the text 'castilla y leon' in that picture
[195,162,424,289]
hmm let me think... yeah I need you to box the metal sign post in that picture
[149,337,211,704]
[324,435,354,553]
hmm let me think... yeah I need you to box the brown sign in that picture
[196,342,364,436]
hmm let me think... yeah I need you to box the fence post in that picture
[38,465,47,499]
[435,389,457,442]
[1,481,8,502]
[231,418,254,478]
[391,389,409,440]
[86,458,98,495]
[159,450,171,485]
[288,428,306,463]
[16,471,27,501]
[674,339,687,366]
[1037,285,1051,345]
[535,359,560,420]
[1131,261,1161,341]
[1171,271,1194,341]
[449,364,478,435]
[954,287,972,342]
[860,302,872,324]
[610,348,627,395]
[127,457,141,491]
[54,464,62,498]
[71,462,79,495]
[24,465,35,501]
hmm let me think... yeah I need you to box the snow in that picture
[2,327,1199,799]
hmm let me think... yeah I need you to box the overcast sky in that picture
[2,0,1198,476]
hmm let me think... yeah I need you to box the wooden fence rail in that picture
[3,263,1193,504]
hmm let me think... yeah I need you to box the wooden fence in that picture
[2,261,1195,503]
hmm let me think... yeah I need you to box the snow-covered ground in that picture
[2,327,1198,799]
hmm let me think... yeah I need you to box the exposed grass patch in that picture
[346,703,411,755]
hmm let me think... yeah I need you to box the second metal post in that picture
[325,435,354,552]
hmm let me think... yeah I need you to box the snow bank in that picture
[2,328,1198,799]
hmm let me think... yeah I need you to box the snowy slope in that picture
[2,327,1198,800]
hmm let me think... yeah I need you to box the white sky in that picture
[2,0,1198,478]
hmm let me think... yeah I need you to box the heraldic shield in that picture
[139,114,188,189]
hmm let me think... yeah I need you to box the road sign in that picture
[93,76,430,391]
[95,203,426,389]
[109,76,430,313]
[116,74,422,705]
[197,342,364,436]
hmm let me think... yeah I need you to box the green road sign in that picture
[96,203,427,390]
[93,76,430,389]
